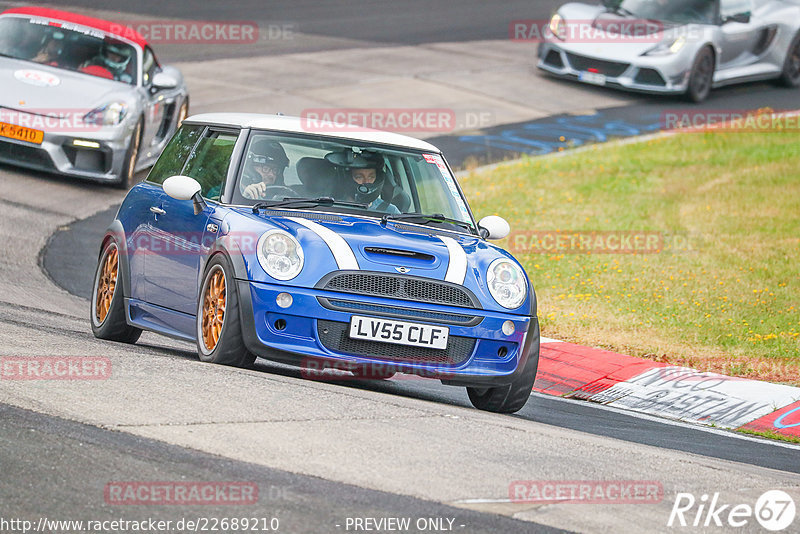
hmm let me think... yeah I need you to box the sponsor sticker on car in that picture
[349,315,449,350]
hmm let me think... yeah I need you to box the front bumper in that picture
[0,121,133,181]
[537,42,691,95]
[237,279,540,387]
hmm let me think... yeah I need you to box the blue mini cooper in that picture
[90,113,539,413]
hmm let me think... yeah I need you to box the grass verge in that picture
[461,129,800,385]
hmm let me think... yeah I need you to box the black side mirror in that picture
[723,12,751,24]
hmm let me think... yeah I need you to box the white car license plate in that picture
[579,71,607,86]
[349,316,449,350]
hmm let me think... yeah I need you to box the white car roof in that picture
[184,113,441,153]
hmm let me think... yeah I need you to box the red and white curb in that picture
[534,338,800,440]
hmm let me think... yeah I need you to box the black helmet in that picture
[248,139,289,168]
[325,150,385,204]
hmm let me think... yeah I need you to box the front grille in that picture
[321,271,479,308]
[544,50,565,68]
[260,210,342,221]
[392,223,466,238]
[319,298,481,326]
[634,68,666,86]
[0,140,55,170]
[318,320,475,365]
[566,53,630,77]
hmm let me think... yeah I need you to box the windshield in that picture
[233,132,475,231]
[613,0,717,24]
[0,16,139,84]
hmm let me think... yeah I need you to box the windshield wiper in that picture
[380,212,476,233]
[252,196,368,213]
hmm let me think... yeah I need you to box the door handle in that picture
[150,206,166,215]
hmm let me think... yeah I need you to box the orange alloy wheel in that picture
[95,246,119,324]
[201,268,226,351]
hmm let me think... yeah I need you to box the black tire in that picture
[196,255,255,368]
[467,346,539,414]
[115,119,143,189]
[685,47,715,103]
[777,33,800,88]
[90,240,142,343]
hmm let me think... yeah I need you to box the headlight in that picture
[257,230,304,281]
[644,36,686,56]
[83,102,128,126]
[549,13,566,40]
[487,258,527,310]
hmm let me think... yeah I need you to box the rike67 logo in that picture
[668,490,796,531]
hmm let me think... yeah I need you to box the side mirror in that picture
[152,71,178,89]
[163,175,207,215]
[723,12,751,24]
[478,215,510,240]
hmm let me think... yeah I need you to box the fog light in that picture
[502,320,515,336]
[73,139,100,149]
[276,292,293,308]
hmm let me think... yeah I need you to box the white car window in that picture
[720,0,753,18]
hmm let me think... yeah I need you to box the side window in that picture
[146,124,203,185]
[182,130,239,201]
[142,46,159,86]
[720,0,752,18]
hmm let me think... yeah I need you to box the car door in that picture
[138,47,168,156]
[144,127,240,315]
[718,0,763,69]
[126,123,203,303]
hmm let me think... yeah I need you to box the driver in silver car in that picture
[241,139,290,200]
[81,41,134,83]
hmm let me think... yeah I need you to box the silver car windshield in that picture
[614,0,717,25]
[236,132,474,228]
[0,16,138,85]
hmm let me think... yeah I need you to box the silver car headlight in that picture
[83,102,128,126]
[257,230,304,280]
[643,36,686,56]
[487,258,527,310]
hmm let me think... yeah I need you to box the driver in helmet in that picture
[241,139,291,200]
[82,41,134,83]
[328,150,400,214]
[346,152,400,213]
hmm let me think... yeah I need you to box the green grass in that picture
[737,428,800,445]
[461,130,800,384]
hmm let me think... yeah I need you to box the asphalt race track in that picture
[2,2,800,533]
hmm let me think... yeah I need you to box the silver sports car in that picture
[537,0,800,102]
[0,7,189,187]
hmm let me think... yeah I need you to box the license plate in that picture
[579,71,607,86]
[349,316,449,350]
[0,121,44,145]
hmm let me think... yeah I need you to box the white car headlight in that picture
[644,36,686,56]
[487,258,527,310]
[84,102,128,126]
[549,13,566,40]
[257,230,304,281]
